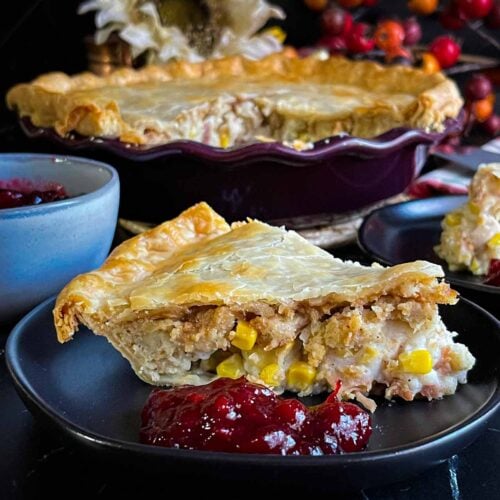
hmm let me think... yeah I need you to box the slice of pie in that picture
[435,163,500,275]
[54,203,475,409]
[7,53,462,148]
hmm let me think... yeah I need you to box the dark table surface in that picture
[1,240,498,500]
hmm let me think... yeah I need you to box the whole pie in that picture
[54,203,475,409]
[7,53,463,148]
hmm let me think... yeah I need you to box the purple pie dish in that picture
[20,115,463,224]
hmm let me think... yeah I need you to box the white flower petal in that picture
[139,2,161,22]
[95,24,120,45]
[78,0,104,15]
[206,0,284,38]
[120,24,158,51]
[96,6,129,28]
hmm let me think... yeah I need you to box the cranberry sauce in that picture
[140,377,372,455]
[0,179,68,209]
[485,259,500,286]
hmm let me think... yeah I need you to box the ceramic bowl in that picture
[20,115,463,224]
[0,153,119,323]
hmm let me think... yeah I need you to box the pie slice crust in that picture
[54,203,475,408]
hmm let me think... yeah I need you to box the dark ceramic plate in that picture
[6,297,500,491]
[19,116,463,223]
[358,196,500,294]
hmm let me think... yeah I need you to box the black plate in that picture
[6,297,500,491]
[358,196,500,294]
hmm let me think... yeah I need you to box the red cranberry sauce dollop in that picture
[0,182,68,209]
[140,377,372,455]
[485,259,500,286]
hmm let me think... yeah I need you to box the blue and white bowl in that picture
[0,153,119,323]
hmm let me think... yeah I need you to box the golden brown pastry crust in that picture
[54,202,230,342]
[7,53,463,146]
[54,202,456,344]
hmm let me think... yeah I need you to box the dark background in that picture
[1,0,499,127]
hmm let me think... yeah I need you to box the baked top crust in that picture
[54,201,455,343]
[7,53,463,147]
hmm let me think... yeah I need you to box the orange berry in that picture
[421,52,441,74]
[304,0,329,10]
[408,0,439,15]
[375,20,406,51]
[472,97,494,122]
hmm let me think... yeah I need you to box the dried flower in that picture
[79,0,285,62]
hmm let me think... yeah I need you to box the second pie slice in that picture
[54,203,474,409]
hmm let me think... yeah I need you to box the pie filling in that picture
[91,288,474,411]
[435,163,500,275]
[55,82,419,148]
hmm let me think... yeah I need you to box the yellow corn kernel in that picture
[487,233,500,248]
[216,353,244,379]
[231,321,258,351]
[470,257,480,273]
[287,362,316,391]
[468,202,480,215]
[399,349,433,375]
[263,26,287,44]
[220,132,230,149]
[200,350,231,372]
[360,346,379,364]
[445,212,462,227]
[260,363,281,386]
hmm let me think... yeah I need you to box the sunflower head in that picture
[79,0,285,63]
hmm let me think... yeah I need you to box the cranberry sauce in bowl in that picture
[0,153,119,323]
[140,377,372,455]
[0,178,68,209]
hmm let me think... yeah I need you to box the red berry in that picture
[318,35,347,53]
[345,22,375,53]
[457,0,493,18]
[321,7,353,36]
[440,3,467,29]
[485,1,500,27]
[465,73,493,101]
[429,35,461,68]
[481,114,500,136]
[402,17,422,45]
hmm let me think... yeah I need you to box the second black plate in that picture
[358,196,500,294]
